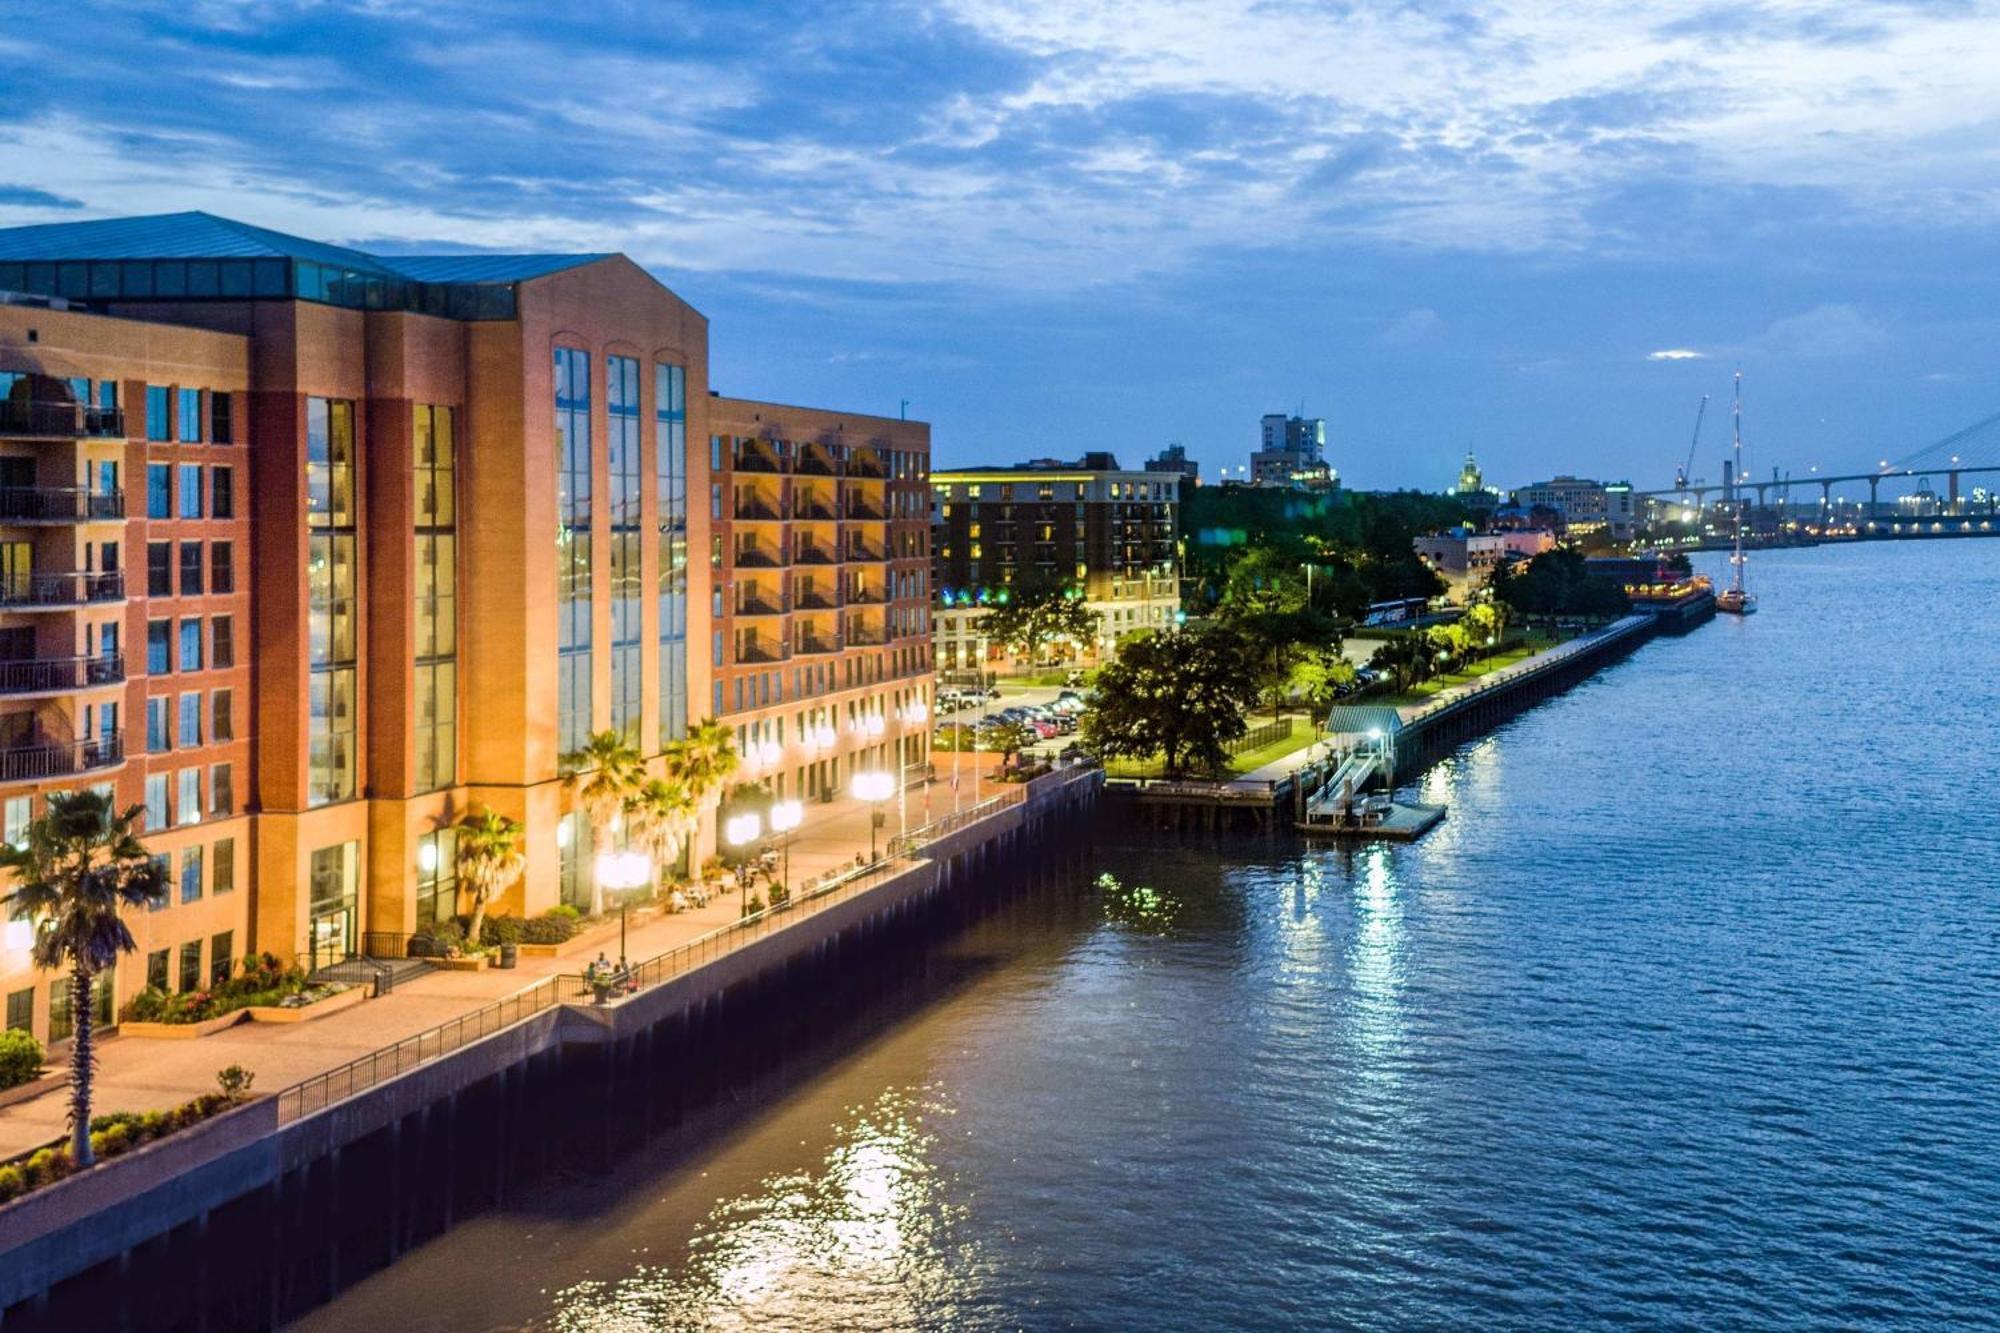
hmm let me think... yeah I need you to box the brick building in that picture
[0,212,927,1044]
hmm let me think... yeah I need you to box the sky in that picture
[4,0,2000,491]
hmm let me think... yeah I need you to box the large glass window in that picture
[146,464,171,519]
[656,362,689,746]
[178,464,202,518]
[307,402,358,806]
[415,826,458,930]
[554,348,592,755]
[145,386,170,442]
[415,661,456,794]
[306,398,355,529]
[308,842,357,969]
[414,403,457,792]
[177,389,201,443]
[608,356,642,743]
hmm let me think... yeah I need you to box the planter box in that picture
[0,1069,64,1112]
[430,954,488,972]
[119,1010,248,1041]
[245,985,369,1025]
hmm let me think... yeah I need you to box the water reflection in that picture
[1344,845,1407,1081]
[547,1087,977,1331]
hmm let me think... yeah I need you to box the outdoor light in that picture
[816,724,837,748]
[769,799,804,834]
[594,848,653,969]
[556,819,573,848]
[757,738,782,765]
[418,841,438,872]
[851,770,895,861]
[865,713,887,738]
[724,811,763,846]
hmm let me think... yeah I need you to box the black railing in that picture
[796,544,837,565]
[361,931,411,959]
[847,542,888,562]
[735,640,788,664]
[0,652,124,695]
[847,455,889,479]
[795,634,841,655]
[734,595,787,617]
[0,570,125,608]
[846,627,887,647]
[796,452,838,477]
[0,733,124,782]
[733,545,784,569]
[0,400,126,439]
[733,497,785,521]
[794,497,838,521]
[847,585,886,605]
[731,448,782,474]
[0,487,124,522]
[795,589,842,610]
[844,499,886,521]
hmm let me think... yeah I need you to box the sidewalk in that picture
[0,760,1004,1159]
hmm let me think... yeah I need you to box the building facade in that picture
[706,396,932,802]
[1511,476,1636,539]
[0,211,923,1044]
[1249,412,1335,490]
[931,454,1179,674]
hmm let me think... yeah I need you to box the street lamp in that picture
[851,769,895,862]
[594,848,651,970]
[769,798,803,902]
[724,811,762,916]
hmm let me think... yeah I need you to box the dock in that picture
[1299,795,1446,841]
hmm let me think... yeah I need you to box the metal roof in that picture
[382,253,610,284]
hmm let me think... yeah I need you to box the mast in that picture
[1730,369,1746,594]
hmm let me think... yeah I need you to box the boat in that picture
[1718,370,1758,615]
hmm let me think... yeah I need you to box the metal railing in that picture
[0,570,125,608]
[0,652,123,695]
[0,400,126,439]
[795,543,838,565]
[794,634,841,656]
[275,977,562,1122]
[0,487,124,522]
[732,544,785,569]
[0,733,123,782]
[1399,616,1652,728]
[794,497,838,521]
[361,931,411,959]
[733,497,785,521]
[735,640,789,664]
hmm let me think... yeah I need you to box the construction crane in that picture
[1676,394,1709,494]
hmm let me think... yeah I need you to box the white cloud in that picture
[1380,308,1441,346]
[1757,303,1888,359]
[1647,348,1708,360]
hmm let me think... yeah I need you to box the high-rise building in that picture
[1144,443,1199,489]
[0,212,927,1042]
[930,453,1180,675]
[1511,476,1636,539]
[1250,412,1335,489]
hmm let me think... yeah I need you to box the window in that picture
[177,388,201,443]
[415,826,457,930]
[178,692,201,747]
[179,618,202,671]
[3,795,29,848]
[147,541,172,596]
[210,931,234,985]
[143,774,167,831]
[608,357,641,742]
[179,541,203,596]
[146,949,169,992]
[148,697,172,752]
[211,466,234,519]
[554,349,592,757]
[178,940,202,992]
[212,616,234,669]
[147,620,171,674]
[178,464,202,518]
[146,386,170,442]
[414,661,455,793]
[307,842,357,966]
[180,844,203,902]
[177,768,200,826]
[306,397,355,529]
[210,763,233,817]
[4,988,29,1033]
[209,392,232,445]
[308,398,357,806]
[414,404,457,792]
[212,837,235,894]
[212,689,233,742]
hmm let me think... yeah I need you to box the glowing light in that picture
[851,770,895,802]
[595,849,652,892]
[769,799,804,834]
[724,812,763,846]
[417,841,438,872]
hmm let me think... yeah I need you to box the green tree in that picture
[977,576,1101,670]
[982,719,1035,769]
[562,730,644,914]
[1082,625,1260,776]
[1287,649,1358,717]
[1216,549,1343,718]
[1369,634,1442,693]
[0,791,167,1166]
[624,778,697,883]
[453,807,525,950]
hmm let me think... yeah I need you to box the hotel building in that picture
[931,453,1180,675]
[0,212,928,1045]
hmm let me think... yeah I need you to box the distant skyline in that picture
[5,1,2000,489]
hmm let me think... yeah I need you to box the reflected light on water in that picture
[1345,846,1407,1082]
[546,1088,978,1331]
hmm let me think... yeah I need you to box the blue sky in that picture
[5,0,2000,491]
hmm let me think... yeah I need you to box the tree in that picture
[1491,548,1629,619]
[982,719,1035,769]
[453,807,525,950]
[678,718,741,799]
[563,730,644,912]
[976,575,1101,671]
[0,791,166,1166]
[1287,649,1358,717]
[624,778,697,883]
[1215,549,1343,718]
[1082,625,1260,777]
[1369,634,1441,693]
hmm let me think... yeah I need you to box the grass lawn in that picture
[1102,716,1318,780]
[1372,631,1566,707]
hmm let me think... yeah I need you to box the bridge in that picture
[1637,408,2000,520]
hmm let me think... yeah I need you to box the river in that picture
[296,540,2000,1331]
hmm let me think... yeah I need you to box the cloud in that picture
[1757,303,1889,359]
[1380,308,1441,346]
[0,186,81,210]
[1647,348,1708,360]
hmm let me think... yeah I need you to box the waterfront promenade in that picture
[0,760,1005,1160]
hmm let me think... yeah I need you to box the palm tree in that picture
[563,730,643,912]
[453,807,525,949]
[682,718,741,799]
[0,791,166,1166]
[624,778,697,883]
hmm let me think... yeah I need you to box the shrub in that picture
[768,881,791,909]
[545,904,581,922]
[521,913,578,945]
[479,915,524,948]
[137,1110,171,1141]
[0,1028,45,1091]
[742,893,765,917]
[0,1165,22,1204]
[216,1065,255,1101]
[89,1111,142,1134]
[22,1147,68,1189]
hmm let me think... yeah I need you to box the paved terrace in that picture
[0,759,1005,1160]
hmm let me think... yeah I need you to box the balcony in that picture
[0,487,124,524]
[847,583,886,605]
[731,443,784,475]
[0,570,126,610]
[734,592,788,617]
[732,544,785,569]
[795,632,841,656]
[0,400,126,440]
[846,541,888,563]
[734,639,789,665]
[733,495,786,522]
[846,626,887,647]
[848,453,889,480]
[844,496,886,521]
[0,733,124,783]
[796,543,838,566]
[794,495,838,521]
[0,653,125,697]
[794,586,841,611]
[796,448,839,477]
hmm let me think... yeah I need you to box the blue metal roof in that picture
[0,211,398,273]
[382,253,610,284]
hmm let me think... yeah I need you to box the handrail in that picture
[0,487,124,522]
[0,570,125,607]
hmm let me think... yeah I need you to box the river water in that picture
[297,540,2000,1331]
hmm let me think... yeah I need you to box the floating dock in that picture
[1299,797,1447,841]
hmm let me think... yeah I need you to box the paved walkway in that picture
[0,760,1004,1158]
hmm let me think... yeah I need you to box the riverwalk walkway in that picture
[0,759,1006,1159]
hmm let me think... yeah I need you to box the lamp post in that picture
[769,798,803,902]
[851,769,894,862]
[594,848,652,970]
[723,811,762,916]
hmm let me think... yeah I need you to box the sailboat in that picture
[1716,369,1758,615]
